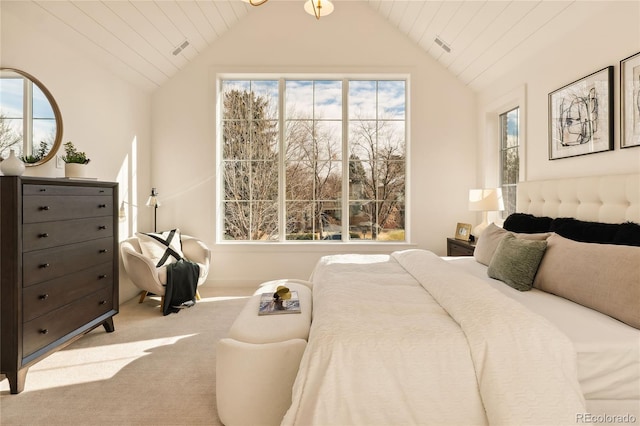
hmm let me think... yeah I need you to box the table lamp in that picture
[468,188,504,238]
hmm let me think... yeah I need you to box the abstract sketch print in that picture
[557,86,598,146]
[634,64,640,134]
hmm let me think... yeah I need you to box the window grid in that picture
[220,77,406,243]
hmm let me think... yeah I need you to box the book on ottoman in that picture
[258,291,301,315]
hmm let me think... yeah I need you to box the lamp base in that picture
[472,221,489,238]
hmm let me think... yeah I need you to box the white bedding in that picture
[283,250,585,426]
[445,256,640,402]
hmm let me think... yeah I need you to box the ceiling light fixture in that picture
[304,0,334,19]
[434,36,451,53]
[243,0,334,20]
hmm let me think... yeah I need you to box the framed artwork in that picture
[455,222,472,241]
[548,66,614,160]
[621,52,640,148]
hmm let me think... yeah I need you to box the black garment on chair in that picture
[163,259,200,316]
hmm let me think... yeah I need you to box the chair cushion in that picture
[135,229,184,268]
[157,262,207,285]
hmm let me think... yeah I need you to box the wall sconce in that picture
[468,188,504,237]
[145,187,161,232]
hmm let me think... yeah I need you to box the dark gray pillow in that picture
[487,234,547,291]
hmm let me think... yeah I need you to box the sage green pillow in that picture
[487,234,547,291]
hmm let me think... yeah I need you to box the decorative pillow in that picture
[550,217,620,244]
[136,229,184,268]
[614,221,640,246]
[533,233,640,329]
[474,223,550,266]
[487,234,547,291]
[503,213,553,234]
[474,224,509,266]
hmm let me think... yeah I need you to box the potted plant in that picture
[62,141,90,178]
[21,141,49,164]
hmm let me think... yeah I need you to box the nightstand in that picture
[447,238,476,256]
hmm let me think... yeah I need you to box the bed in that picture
[280,173,640,426]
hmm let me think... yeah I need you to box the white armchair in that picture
[120,234,211,305]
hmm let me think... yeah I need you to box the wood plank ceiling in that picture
[1,1,608,92]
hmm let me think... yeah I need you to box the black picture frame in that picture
[620,52,640,149]
[548,66,614,160]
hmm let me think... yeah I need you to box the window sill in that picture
[214,241,418,254]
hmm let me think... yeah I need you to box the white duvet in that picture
[282,250,585,426]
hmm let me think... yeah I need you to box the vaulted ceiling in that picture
[2,1,609,92]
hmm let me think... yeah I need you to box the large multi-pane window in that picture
[499,107,519,218]
[220,77,406,242]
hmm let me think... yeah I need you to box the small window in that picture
[499,107,519,218]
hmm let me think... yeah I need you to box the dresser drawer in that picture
[23,263,114,322]
[22,286,114,358]
[23,217,113,252]
[23,237,114,287]
[447,238,476,256]
[22,195,113,224]
[23,184,113,197]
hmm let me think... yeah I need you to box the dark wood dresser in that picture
[0,177,119,394]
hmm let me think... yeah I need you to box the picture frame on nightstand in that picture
[455,222,472,241]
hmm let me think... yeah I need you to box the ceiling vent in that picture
[172,40,190,56]
[434,36,451,53]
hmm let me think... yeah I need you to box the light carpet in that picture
[0,286,253,426]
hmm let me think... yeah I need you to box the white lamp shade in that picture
[469,188,504,237]
[304,0,334,17]
[146,196,160,208]
[468,188,504,212]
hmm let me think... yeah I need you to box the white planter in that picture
[65,163,87,178]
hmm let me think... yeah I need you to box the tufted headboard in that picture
[516,174,640,224]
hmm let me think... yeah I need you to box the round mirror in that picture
[0,68,63,167]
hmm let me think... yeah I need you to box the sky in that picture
[221,78,406,121]
[0,73,57,156]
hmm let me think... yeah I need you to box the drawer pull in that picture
[39,263,50,269]
[99,249,109,254]
[98,225,107,230]
[98,204,107,208]
[40,329,49,335]
[99,300,107,305]
[39,294,49,300]
[39,188,46,192]
[98,274,108,279]
[38,233,49,238]
[39,206,50,211]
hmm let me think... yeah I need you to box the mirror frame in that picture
[0,67,63,167]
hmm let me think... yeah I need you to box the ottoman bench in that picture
[216,279,313,426]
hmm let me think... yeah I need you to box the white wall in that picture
[477,1,640,186]
[5,1,635,294]
[152,2,478,287]
[1,7,153,302]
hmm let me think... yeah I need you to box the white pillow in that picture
[533,233,640,329]
[474,223,551,266]
[135,228,184,267]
